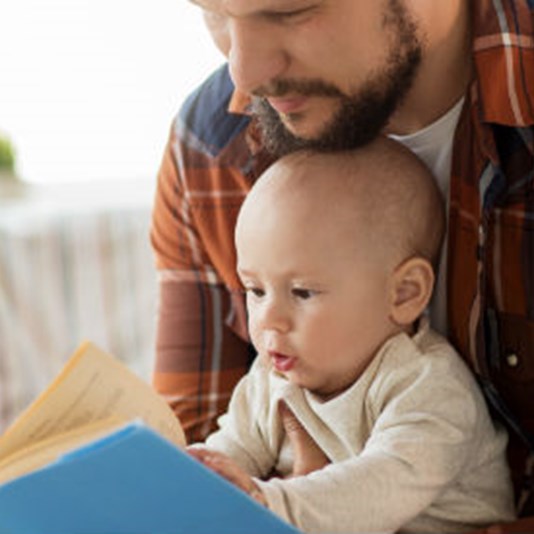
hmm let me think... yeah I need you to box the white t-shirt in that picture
[389,97,465,336]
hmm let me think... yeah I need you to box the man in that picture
[151,0,533,525]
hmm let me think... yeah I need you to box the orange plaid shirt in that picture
[151,0,534,485]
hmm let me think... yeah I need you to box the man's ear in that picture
[388,257,435,327]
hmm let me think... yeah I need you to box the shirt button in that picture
[505,353,519,368]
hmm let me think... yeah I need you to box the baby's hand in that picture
[279,400,330,477]
[187,447,267,506]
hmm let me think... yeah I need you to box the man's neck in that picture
[385,2,472,136]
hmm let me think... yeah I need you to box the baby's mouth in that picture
[268,351,296,373]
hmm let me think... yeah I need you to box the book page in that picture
[0,342,185,461]
[0,418,128,485]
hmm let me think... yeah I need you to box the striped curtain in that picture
[0,201,157,432]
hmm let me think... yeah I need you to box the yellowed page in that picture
[0,342,185,462]
[0,417,128,485]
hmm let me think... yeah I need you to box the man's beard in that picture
[251,0,422,158]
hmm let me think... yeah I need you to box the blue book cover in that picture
[0,421,300,534]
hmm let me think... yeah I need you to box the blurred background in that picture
[0,0,222,185]
[0,0,223,430]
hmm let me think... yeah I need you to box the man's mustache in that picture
[252,78,344,99]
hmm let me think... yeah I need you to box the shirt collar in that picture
[228,89,252,115]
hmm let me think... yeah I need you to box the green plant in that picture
[0,136,15,173]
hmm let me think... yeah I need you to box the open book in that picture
[0,342,299,534]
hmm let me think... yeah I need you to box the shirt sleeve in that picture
[204,358,278,479]
[150,125,250,443]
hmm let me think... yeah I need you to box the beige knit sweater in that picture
[205,320,515,533]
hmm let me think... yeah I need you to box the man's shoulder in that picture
[177,64,251,157]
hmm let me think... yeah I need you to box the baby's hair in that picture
[243,137,445,272]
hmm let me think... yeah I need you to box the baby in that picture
[190,138,515,533]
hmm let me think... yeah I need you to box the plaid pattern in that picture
[151,72,272,441]
[151,0,534,453]
[448,0,534,508]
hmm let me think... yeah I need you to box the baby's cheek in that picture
[247,320,263,353]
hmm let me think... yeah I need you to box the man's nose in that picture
[227,19,288,95]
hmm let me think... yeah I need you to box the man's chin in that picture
[252,96,351,157]
[279,121,319,142]
[278,110,333,142]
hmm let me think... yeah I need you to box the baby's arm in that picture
[192,359,277,479]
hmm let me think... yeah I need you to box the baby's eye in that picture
[246,287,265,298]
[291,288,315,300]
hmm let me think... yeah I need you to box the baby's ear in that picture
[388,257,435,326]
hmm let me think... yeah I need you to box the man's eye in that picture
[267,7,315,24]
[291,288,314,300]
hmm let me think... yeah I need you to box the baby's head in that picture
[235,137,445,399]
